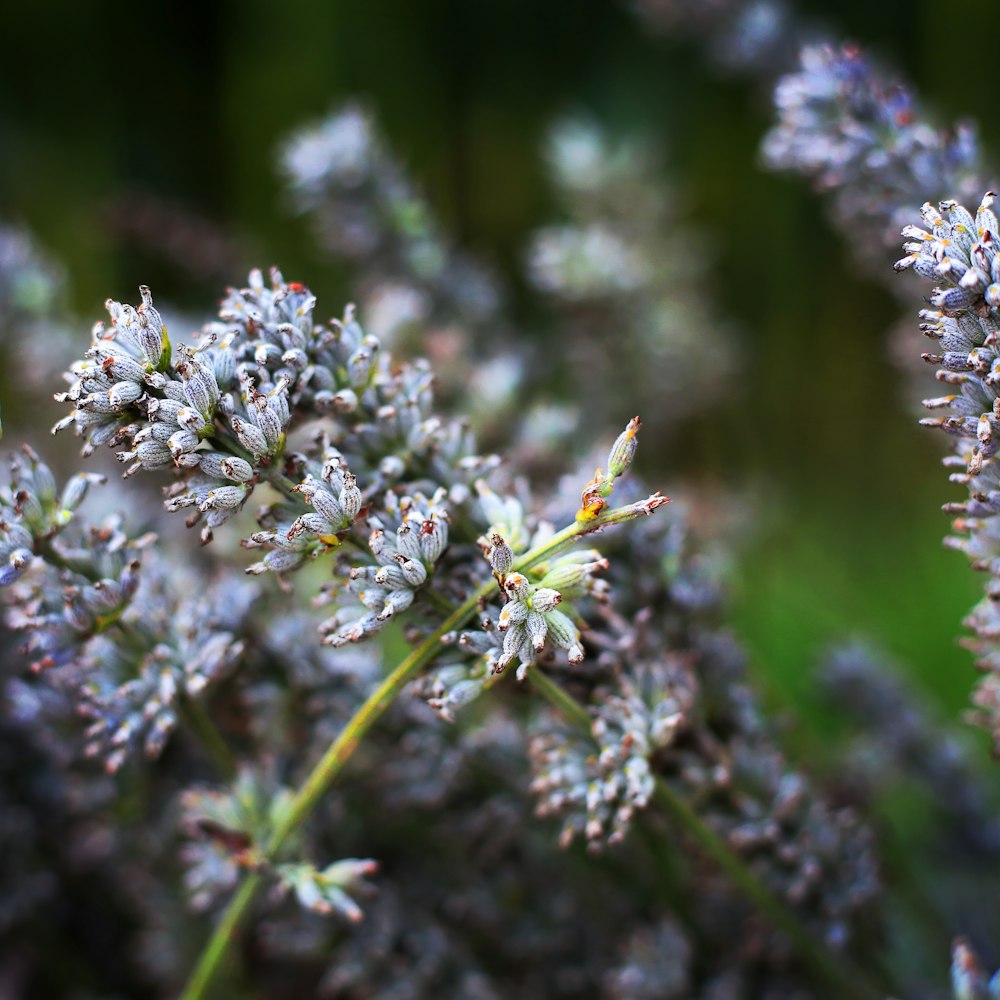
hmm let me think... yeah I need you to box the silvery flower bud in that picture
[147,397,185,424]
[108,381,144,408]
[419,518,448,563]
[489,531,513,580]
[504,573,531,601]
[194,451,226,478]
[177,406,207,433]
[501,622,527,662]
[247,548,306,575]
[347,343,377,388]
[395,521,423,562]
[93,349,145,383]
[134,422,175,444]
[339,473,362,521]
[302,482,344,526]
[543,608,580,654]
[373,564,408,589]
[288,513,333,539]
[60,472,105,512]
[329,389,358,413]
[135,440,172,468]
[532,588,562,612]
[527,611,548,651]
[168,430,199,459]
[394,554,427,587]
[219,457,253,482]
[230,417,268,458]
[212,348,235,388]
[1,548,31,587]
[537,551,608,597]
[137,285,166,366]
[376,588,414,621]
[200,485,248,511]
[78,392,118,414]
[498,600,529,631]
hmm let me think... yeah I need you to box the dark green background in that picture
[1,0,992,727]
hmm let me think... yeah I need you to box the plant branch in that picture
[177,494,665,1000]
[528,669,885,1000]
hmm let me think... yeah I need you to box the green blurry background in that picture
[0,0,993,726]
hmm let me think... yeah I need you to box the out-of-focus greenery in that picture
[0,0,993,726]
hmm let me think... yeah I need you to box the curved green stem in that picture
[178,873,262,1000]
[528,670,885,1000]
[177,495,664,1000]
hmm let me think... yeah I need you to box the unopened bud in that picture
[607,416,641,479]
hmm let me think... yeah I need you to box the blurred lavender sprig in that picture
[634,0,810,77]
[280,104,500,342]
[526,118,736,431]
[821,642,1000,857]
[764,43,983,261]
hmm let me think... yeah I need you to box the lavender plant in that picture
[4,267,738,995]
[0,260,901,997]
[7,11,1000,994]
[895,196,1000,749]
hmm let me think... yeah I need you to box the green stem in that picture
[177,495,661,1000]
[178,874,262,1000]
[35,535,101,582]
[528,668,590,730]
[528,669,884,1000]
[179,697,238,781]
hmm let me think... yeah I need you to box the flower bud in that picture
[607,416,641,480]
[488,531,513,580]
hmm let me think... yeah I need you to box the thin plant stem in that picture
[178,874,263,1000]
[177,495,664,1000]
[528,668,885,1000]
[179,697,238,781]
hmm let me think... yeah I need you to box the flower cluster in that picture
[245,442,363,575]
[526,119,735,432]
[764,44,983,259]
[526,505,880,954]
[280,104,499,341]
[0,445,254,771]
[318,489,450,646]
[531,652,695,848]
[51,272,508,637]
[896,195,1000,747]
[494,572,582,677]
[181,770,376,922]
